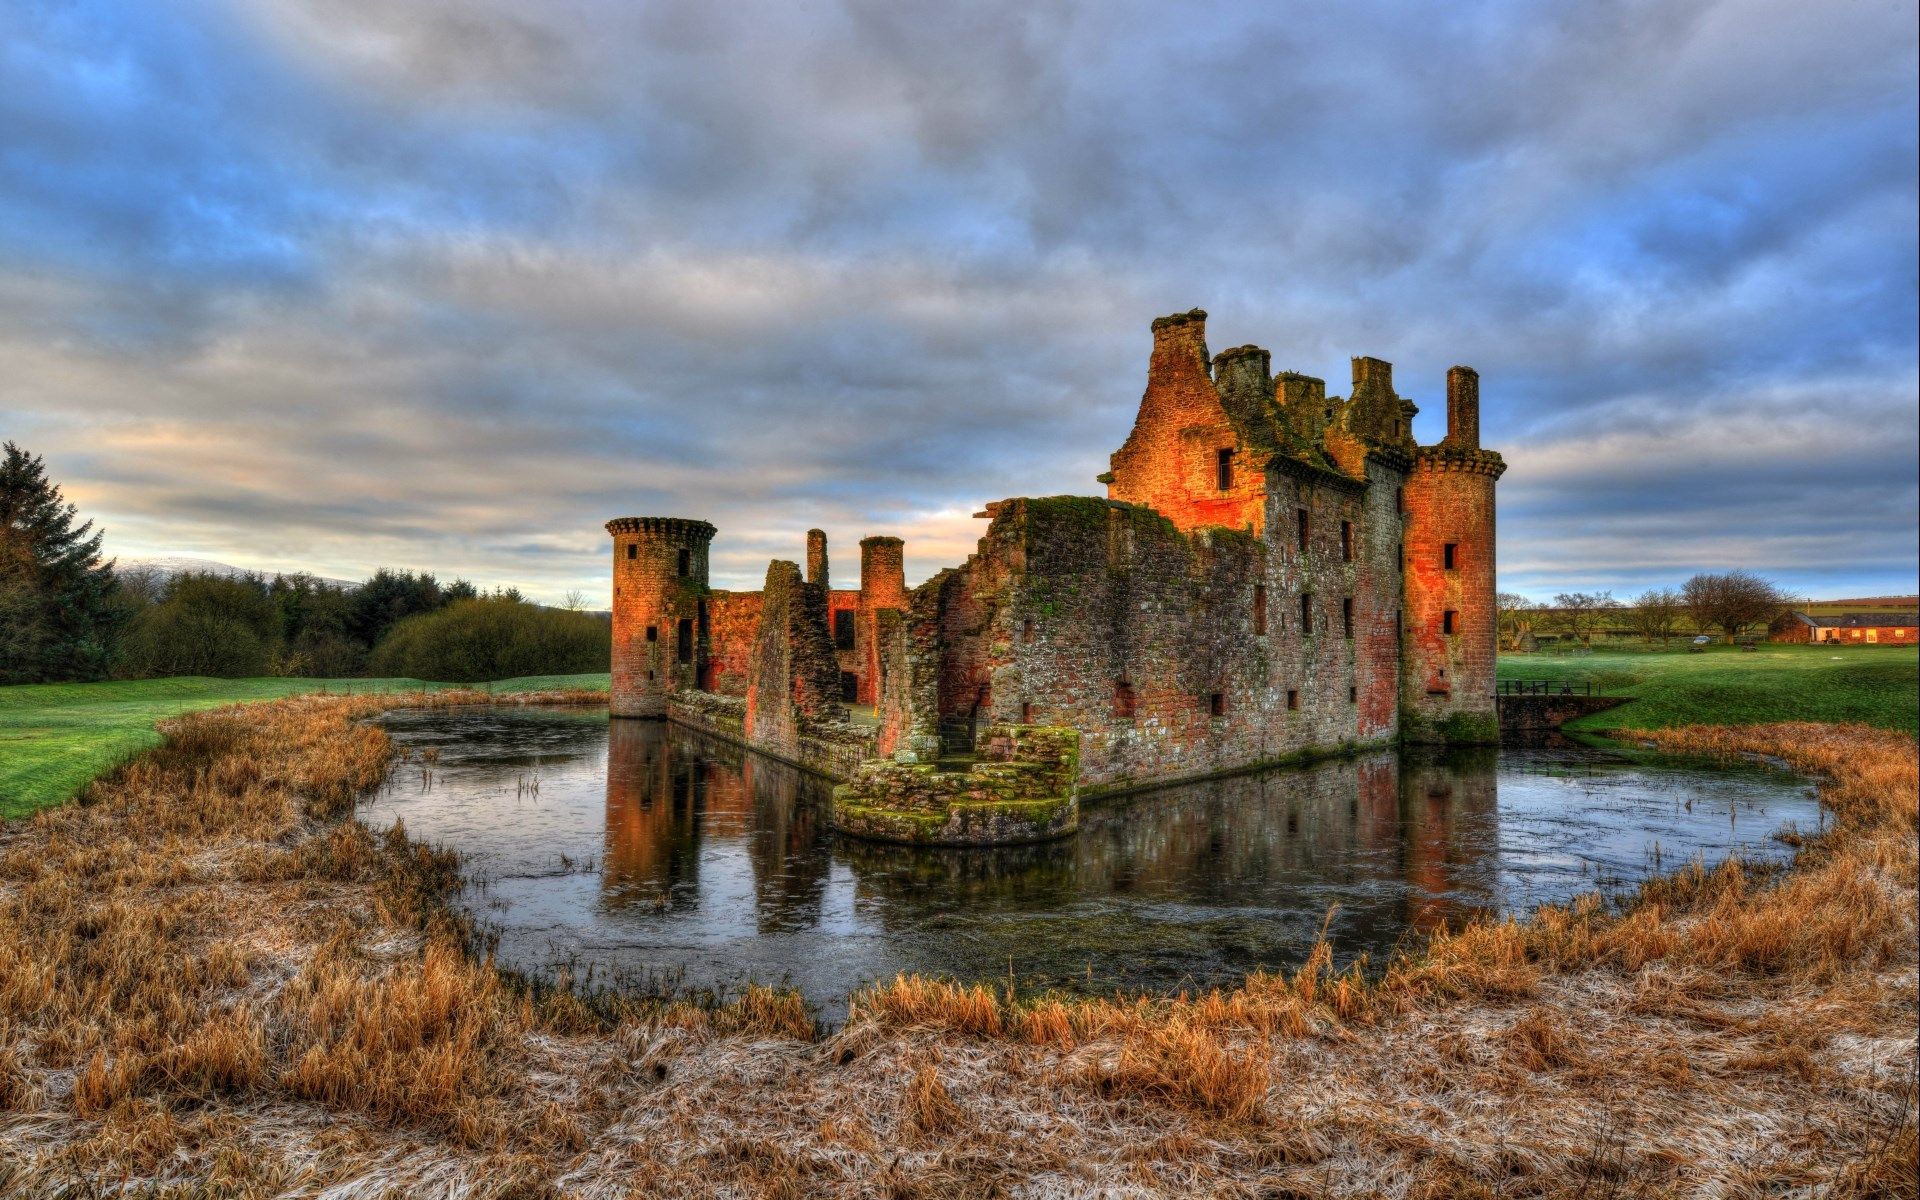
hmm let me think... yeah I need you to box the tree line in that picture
[1496,571,1794,650]
[1,442,607,685]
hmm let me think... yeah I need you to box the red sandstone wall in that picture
[1106,311,1272,537]
[704,590,764,698]
[857,536,908,707]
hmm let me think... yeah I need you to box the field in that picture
[1498,643,1918,735]
[0,694,1910,1195]
[0,673,611,820]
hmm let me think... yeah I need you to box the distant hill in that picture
[119,556,361,590]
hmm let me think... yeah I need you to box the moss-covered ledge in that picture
[829,725,1079,846]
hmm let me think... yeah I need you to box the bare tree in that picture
[562,589,588,612]
[1682,571,1788,643]
[1630,587,1684,646]
[1550,591,1620,648]
[1496,592,1534,652]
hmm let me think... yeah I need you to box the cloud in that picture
[0,0,1913,602]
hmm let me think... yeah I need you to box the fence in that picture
[1497,678,1601,697]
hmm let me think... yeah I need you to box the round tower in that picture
[1399,368,1505,743]
[607,517,716,718]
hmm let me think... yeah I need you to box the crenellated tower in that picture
[1399,366,1505,742]
[607,517,716,718]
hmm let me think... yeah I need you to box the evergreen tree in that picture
[0,443,121,682]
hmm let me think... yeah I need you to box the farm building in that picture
[1771,610,1919,644]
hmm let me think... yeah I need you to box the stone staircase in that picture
[936,718,977,765]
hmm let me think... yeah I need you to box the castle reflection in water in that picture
[601,718,1501,951]
[362,706,1811,1009]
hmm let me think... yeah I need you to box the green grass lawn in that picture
[1497,644,1918,736]
[0,673,610,821]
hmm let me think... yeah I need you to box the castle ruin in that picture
[607,309,1505,845]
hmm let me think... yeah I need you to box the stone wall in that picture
[742,560,844,760]
[704,589,763,698]
[917,495,1389,797]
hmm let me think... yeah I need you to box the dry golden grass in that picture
[0,699,1912,1197]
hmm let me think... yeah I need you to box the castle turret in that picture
[1399,370,1504,743]
[607,517,716,718]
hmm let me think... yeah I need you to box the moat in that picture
[361,707,1819,1016]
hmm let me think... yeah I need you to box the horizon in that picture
[5,1,1916,605]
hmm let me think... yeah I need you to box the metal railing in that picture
[1498,678,1599,697]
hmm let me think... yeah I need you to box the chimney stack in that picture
[1445,366,1480,448]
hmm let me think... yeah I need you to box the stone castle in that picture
[607,309,1504,844]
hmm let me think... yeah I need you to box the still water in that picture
[360,707,1819,1014]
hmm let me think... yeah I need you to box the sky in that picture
[2,0,1915,604]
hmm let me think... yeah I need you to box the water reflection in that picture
[363,708,1817,1014]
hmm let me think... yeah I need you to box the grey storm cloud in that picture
[0,0,1913,601]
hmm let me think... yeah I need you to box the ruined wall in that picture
[857,536,909,707]
[703,590,763,698]
[926,495,1390,795]
[742,560,844,758]
[607,517,715,718]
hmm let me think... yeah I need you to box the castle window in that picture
[1209,692,1226,718]
[1341,521,1354,562]
[840,672,859,702]
[1300,593,1313,635]
[1443,610,1457,636]
[676,618,694,663]
[1022,617,1036,640]
[1342,597,1354,638]
[1349,685,1358,704]
[1113,681,1137,719]
[1253,585,1267,635]
[627,544,637,560]
[1216,448,1235,490]
[647,670,654,681]
[1286,689,1300,711]
[646,625,658,643]
[1296,508,1309,552]
[1444,543,1458,570]
[676,548,691,577]
[834,610,855,650]
[1021,702,1034,724]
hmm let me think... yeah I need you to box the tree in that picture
[367,596,609,682]
[1496,592,1534,652]
[118,573,281,678]
[1682,571,1788,643]
[0,443,122,683]
[1549,591,1619,648]
[1630,587,1684,646]
[347,569,445,649]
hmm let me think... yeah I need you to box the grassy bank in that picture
[1497,643,1918,734]
[0,693,1910,1195]
[0,673,610,820]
